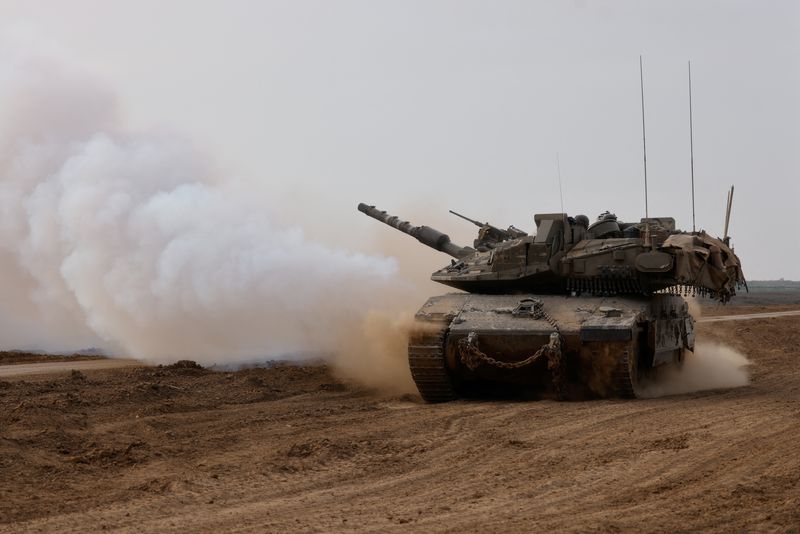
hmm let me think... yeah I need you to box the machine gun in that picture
[449,210,528,251]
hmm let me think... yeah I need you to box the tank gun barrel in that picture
[358,203,474,259]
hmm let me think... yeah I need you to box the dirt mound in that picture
[162,359,204,370]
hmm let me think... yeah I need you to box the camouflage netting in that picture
[661,232,746,302]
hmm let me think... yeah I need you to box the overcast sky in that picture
[2,0,798,280]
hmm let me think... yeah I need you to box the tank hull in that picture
[409,293,694,401]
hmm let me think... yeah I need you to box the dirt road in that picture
[0,359,141,378]
[1,310,799,533]
[697,309,800,323]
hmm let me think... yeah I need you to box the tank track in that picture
[408,323,458,403]
[613,350,639,399]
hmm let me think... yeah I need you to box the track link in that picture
[613,350,638,399]
[408,323,458,403]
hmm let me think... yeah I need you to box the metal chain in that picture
[459,335,549,370]
[457,302,567,399]
[546,336,566,400]
[457,305,563,371]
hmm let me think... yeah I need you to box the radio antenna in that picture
[688,60,697,232]
[723,185,734,243]
[556,152,564,214]
[639,55,651,247]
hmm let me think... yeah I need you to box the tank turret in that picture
[358,203,745,301]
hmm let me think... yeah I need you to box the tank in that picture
[357,202,746,401]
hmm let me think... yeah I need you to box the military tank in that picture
[357,202,746,401]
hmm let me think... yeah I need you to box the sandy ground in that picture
[1,307,799,533]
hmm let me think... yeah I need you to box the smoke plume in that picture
[0,44,410,370]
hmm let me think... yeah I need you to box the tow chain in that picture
[457,299,566,398]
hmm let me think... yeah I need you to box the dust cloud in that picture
[686,296,702,319]
[0,41,418,380]
[642,341,751,397]
[333,311,419,395]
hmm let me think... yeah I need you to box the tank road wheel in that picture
[408,323,459,403]
[613,349,643,399]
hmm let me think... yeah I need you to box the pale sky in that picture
[2,0,798,280]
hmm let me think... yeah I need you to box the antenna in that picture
[639,55,651,247]
[556,152,564,214]
[723,185,734,243]
[688,60,696,232]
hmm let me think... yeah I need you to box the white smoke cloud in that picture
[0,41,403,363]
